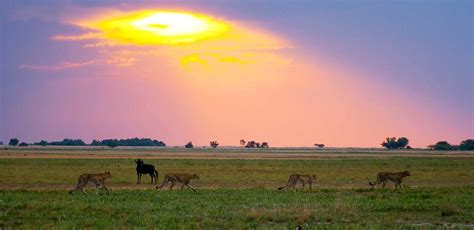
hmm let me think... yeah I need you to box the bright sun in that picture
[81,10,229,45]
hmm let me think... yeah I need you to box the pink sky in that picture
[1,1,472,147]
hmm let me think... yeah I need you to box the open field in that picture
[1,146,473,159]
[1,147,474,228]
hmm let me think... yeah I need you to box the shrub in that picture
[8,138,19,146]
[459,139,474,150]
[428,141,454,150]
[381,137,409,149]
[185,142,194,148]
[210,141,219,148]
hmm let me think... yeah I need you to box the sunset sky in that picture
[0,0,472,147]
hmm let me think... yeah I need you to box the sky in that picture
[0,0,472,147]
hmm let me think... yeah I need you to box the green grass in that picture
[0,158,473,188]
[1,188,473,228]
[1,157,474,228]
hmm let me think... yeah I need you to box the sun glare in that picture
[81,10,229,45]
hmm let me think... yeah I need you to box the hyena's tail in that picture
[156,177,168,190]
[278,186,286,190]
[368,178,377,189]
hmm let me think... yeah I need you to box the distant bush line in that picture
[28,138,166,148]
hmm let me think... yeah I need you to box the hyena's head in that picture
[193,174,200,180]
[105,171,112,178]
[403,171,411,176]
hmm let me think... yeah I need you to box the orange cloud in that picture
[52,9,290,70]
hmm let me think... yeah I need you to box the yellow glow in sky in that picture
[81,10,229,45]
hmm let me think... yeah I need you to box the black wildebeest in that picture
[135,159,159,184]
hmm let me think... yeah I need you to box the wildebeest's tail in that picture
[154,169,159,180]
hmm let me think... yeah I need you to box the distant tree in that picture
[240,139,246,146]
[8,138,19,146]
[90,138,166,147]
[108,143,118,148]
[101,139,119,148]
[49,139,86,146]
[90,140,101,146]
[185,141,194,148]
[459,139,474,150]
[381,137,409,149]
[261,142,269,148]
[210,141,219,148]
[397,137,409,148]
[428,141,454,150]
[18,142,28,147]
[314,143,325,148]
[37,140,48,146]
[245,141,256,148]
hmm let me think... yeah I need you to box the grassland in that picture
[1,148,473,228]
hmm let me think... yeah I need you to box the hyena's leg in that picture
[95,183,102,194]
[309,182,312,192]
[382,181,387,189]
[396,179,403,189]
[185,183,197,192]
[399,180,405,189]
[169,181,175,191]
[101,184,110,194]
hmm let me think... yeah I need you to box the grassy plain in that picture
[0,148,473,228]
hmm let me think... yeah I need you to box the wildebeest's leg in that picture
[149,172,155,184]
[154,170,159,184]
[309,182,312,192]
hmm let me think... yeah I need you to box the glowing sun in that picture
[80,10,229,45]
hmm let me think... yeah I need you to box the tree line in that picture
[7,138,166,148]
[4,137,474,150]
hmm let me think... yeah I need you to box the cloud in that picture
[50,32,100,41]
[19,60,99,72]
